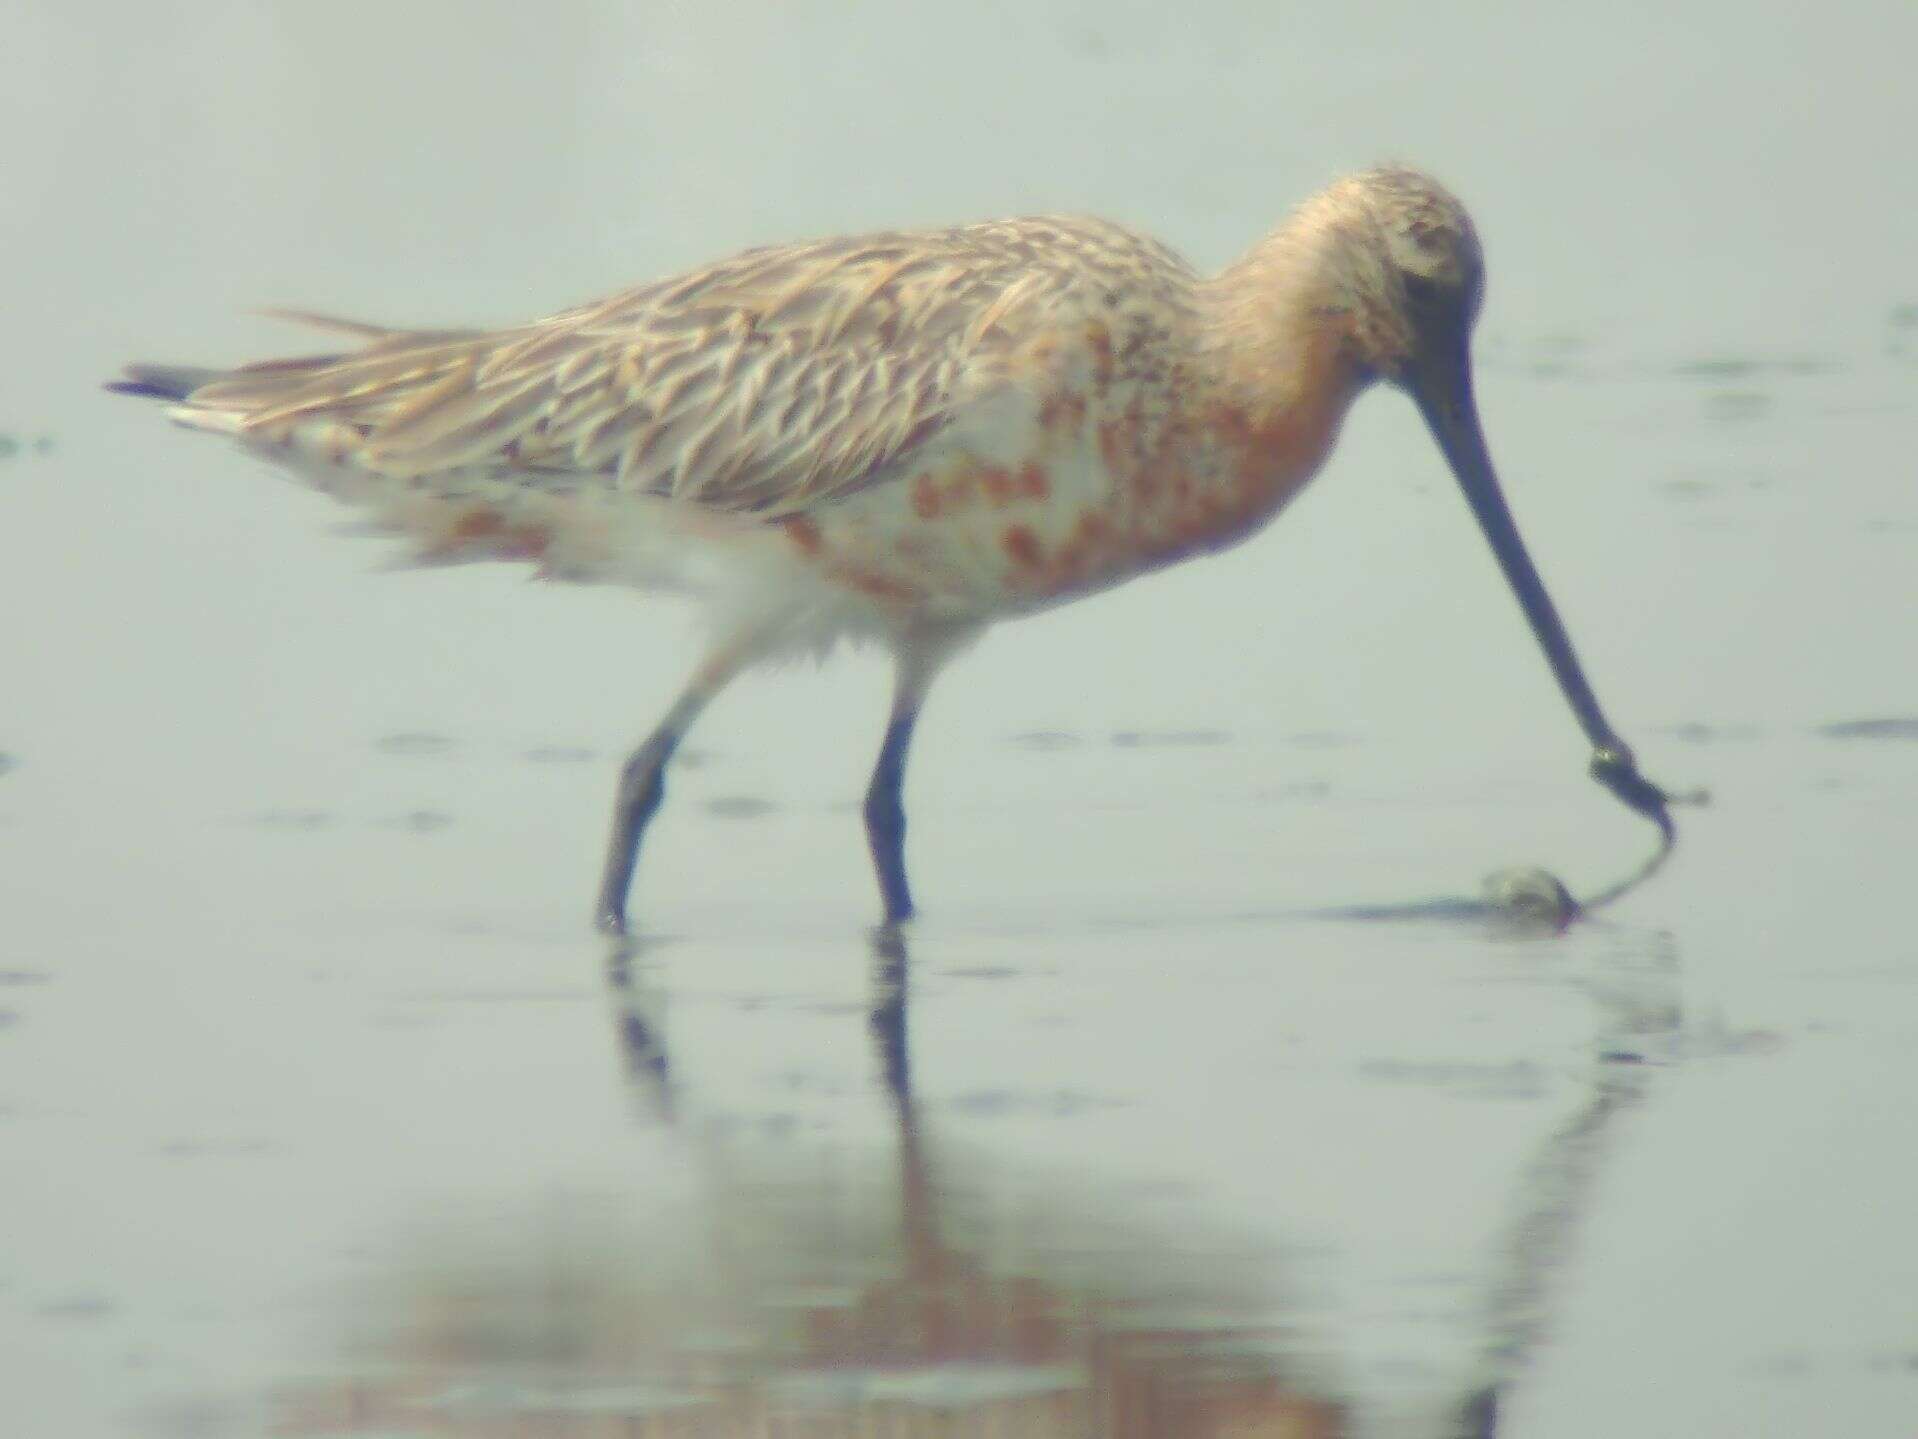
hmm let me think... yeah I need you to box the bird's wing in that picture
[178,219,1178,519]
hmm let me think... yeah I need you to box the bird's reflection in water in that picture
[275,925,1681,1439]
[276,927,1341,1437]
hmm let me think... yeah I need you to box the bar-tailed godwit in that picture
[111,168,1677,933]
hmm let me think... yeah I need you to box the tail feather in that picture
[255,307,401,340]
[106,307,427,404]
[105,363,227,402]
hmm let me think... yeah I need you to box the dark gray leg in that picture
[596,723,684,934]
[595,646,749,935]
[859,628,973,925]
[864,710,921,924]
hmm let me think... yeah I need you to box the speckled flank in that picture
[745,235,1365,620]
[419,505,553,564]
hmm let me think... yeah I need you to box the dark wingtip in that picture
[104,377,183,401]
[104,363,222,402]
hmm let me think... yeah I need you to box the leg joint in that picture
[618,730,678,796]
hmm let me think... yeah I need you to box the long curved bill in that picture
[1408,338,1677,837]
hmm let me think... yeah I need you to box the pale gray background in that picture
[2,4,1915,1436]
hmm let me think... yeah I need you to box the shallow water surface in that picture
[4,4,1917,1436]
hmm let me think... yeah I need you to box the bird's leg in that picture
[864,708,921,923]
[597,723,685,934]
[596,644,751,935]
[862,630,970,926]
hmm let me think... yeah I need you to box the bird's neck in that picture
[1198,220,1369,424]
[1192,227,1371,504]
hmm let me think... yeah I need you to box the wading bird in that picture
[111,168,1675,934]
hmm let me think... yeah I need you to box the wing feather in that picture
[162,217,1197,518]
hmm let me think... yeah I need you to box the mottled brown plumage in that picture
[167,217,1196,519]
